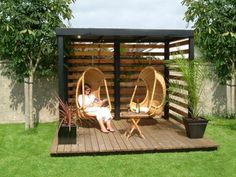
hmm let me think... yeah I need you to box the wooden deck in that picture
[50,118,218,156]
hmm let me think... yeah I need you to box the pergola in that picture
[56,28,194,120]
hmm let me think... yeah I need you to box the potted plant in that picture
[57,96,78,144]
[168,58,208,138]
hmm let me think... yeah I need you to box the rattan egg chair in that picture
[129,66,166,117]
[75,67,111,119]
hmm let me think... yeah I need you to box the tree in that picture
[183,0,236,115]
[182,0,236,84]
[0,0,75,129]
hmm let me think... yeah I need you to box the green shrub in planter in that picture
[167,58,208,138]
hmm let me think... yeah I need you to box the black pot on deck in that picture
[58,124,77,144]
[183,117,208,139]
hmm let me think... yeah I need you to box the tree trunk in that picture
[24,74,34,129]
[24,78,30,130]
[29,74,34,128]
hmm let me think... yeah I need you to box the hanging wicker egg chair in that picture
[129,66,166,117]
[75,67,111,119]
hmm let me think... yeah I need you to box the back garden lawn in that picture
[0,116,235,177]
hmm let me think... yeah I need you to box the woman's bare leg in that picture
[98,119,109,133]
[106,120,115,132]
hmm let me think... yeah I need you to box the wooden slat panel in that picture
[169,98,188,108]
[121,44,164,49]
[68,87,146,95]
[67,59,114,64]
[68,73,114,80]
[68,98,113,104]
[67,58,164,65]
[68,66,164,73]
[169,105,188,117]
[120,66,164,72]
[170,49,189,55]
[170,92,188,99]
[120,59,164,64]
[168,67,181,72]
[170,40,189,48]
[68,89,112,95]
[71,51,113,57]
[68,81,114,88]
[120,82,144,87]
[169,75,184,80]
[120,88,145,95]
[70,43,113,48]
[68,69,162,80]
[120,74,139,80]
[67,43,166,116]
[68,96,147,104]
[68,66,114,72]
[69,43,165,49]
[169,113,183,124]
[121,52,164,57]
[169,82,188,90]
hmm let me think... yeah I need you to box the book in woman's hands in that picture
[94,98,99,103]
[100,99,108,107]
[93,98,108,107]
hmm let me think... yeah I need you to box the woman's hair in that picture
[81,83,91,93]
[84,83,91,90]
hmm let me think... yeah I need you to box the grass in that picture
[0,116,236,177]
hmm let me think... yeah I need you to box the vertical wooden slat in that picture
[164,41,170,120]
[114,41,121,119]
[188,37,194,117]
[58,36,68,102]
[189,37,194,60]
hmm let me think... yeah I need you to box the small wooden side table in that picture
[120,111,149,139]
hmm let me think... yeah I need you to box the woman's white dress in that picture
[78,94,112,121]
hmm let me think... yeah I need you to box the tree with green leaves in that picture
[182,0,236,84]
[0,0,75,129]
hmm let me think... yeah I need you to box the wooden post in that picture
[189,37,194,60]
[114,40,121,120]
[188,37,194,117]
[58,36,68,103]
[164,41,170,120]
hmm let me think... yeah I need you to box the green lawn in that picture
[0,116,236,177]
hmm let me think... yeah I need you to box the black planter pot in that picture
[183,117,208,139]
[58,124,77,144]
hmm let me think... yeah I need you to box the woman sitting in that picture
[78,83,115,133]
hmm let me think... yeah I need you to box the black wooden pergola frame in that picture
[56,28,194,120]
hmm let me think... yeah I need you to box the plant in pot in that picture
[57,96,79,144]
[168,58,208,138]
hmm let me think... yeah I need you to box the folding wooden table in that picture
[121,112,149,139]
